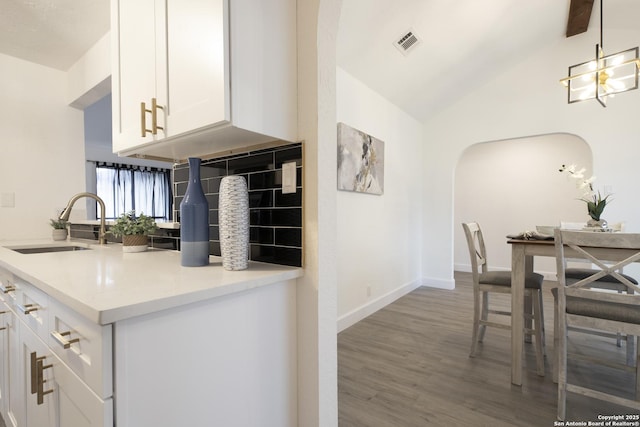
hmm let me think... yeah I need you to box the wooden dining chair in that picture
[559,220,637,367]
[554,229,640,420]
[462,222,546,376]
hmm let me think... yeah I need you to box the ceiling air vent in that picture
[394,29,420,56]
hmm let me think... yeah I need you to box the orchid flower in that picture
[559,164,611,221]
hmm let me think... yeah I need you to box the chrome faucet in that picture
[59,192,107,245]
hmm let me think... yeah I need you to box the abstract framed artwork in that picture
[337,123,384,195]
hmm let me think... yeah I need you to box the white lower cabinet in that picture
[19,323,113,427]
[0,267,297,427]
[0,271,112,427]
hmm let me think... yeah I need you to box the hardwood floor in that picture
[338,271,640,426]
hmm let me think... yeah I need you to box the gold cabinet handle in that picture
[0,310,7,331]
[51,330,80,349]
[31,352,53,404]
[36,357,54,405]
[141,99,164,137]
[17,303,38,315]
[151,97,164,135]
[30,352,45,394]
[141,101,153,137]
[0,283,15,293]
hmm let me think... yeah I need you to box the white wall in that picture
[454,134,592,277]
[296,1,341,425]
[336,67,423,330]
[67,32,111,109]
[0,53,86,240]
[421,15,640,287]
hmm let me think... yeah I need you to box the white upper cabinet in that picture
[111,0,297,161]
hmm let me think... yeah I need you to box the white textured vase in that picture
[219,176,249,270]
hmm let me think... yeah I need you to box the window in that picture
[96,163,172,220]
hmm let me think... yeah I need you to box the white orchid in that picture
[559,164,610,221]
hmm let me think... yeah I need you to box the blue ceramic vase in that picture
[180,157,209,266]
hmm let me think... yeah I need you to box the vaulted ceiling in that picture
[336,0,569,121]
[336,0,639,121]
[2,0,636,122]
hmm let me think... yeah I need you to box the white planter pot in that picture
[52,229,68,241]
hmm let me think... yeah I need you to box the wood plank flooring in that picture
[338,271,640,426]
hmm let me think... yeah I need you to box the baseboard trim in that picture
[421,276,455,290]
[337,279,423,332]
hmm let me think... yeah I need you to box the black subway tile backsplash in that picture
[249,190,274,208]
[174,142,303,267]
[275,228,302,247]
[275,147,304,167]
[275,188,302,207]
[228,153,275,174]
[248,170,279,190]
[250,227,275,244]
[250,245,302,267]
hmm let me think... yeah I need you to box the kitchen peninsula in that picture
[0,240,302,427]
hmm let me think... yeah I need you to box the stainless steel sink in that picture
[7,245,91,254]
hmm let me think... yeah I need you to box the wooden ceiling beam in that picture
[566,0,595,37]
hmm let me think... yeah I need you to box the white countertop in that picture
[0,239,302,325]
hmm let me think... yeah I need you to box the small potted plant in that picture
[50,219,69,241]
[109,211,158,252]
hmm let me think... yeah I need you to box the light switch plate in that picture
[282,162,297,194]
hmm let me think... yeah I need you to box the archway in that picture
[454,133,592,277]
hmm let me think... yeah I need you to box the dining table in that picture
[508,236,640,386]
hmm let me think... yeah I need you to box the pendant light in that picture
[560,0,640,107]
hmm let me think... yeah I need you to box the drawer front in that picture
[0,270,17,309]
[12,278,49,342]
[52,348,114,427]
[48,298,112,399]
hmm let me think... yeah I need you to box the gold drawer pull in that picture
[51,330,80,349]
[17,303,38,315]
[0,284,15,293]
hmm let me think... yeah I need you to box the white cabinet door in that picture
[6,305,21,427]
[20,322,54,427]
[20,322,113,427]
[0,300,18,427]
[111,0,167,152]
[165,0,229,136]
